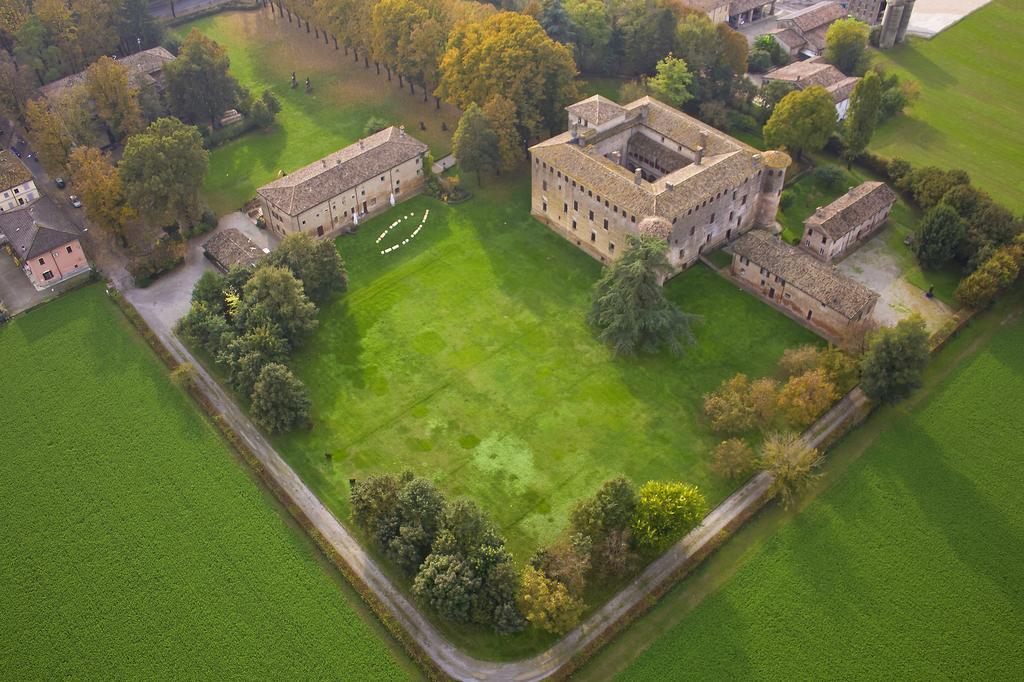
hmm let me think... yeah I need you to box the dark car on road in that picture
[55,177,66,189]
[68,195,82,208]
[9,146,21,158]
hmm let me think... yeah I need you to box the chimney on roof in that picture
[634,168,642,185]
[665,180,675,190]
[399,124,405,136]
[699,129,708,148]
[359,140,364,149]
[752,153,762,169]
[322,159,327,168]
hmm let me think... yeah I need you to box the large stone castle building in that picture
[528,95,791,273]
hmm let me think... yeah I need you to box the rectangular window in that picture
[742,195,748,205]
[542,180,547,191]
[573,200,578,211]
[591,231,596,242]
[38,258,45,265]
[589,210,594,221]
[563,202,568,213]
[710,213,715,223]
[603,218,608,230]
[609,243,615,253]
[690,226,695,236]
[42,270,54,281]
[572,219,577,230]
[542,201,547,212]
[66,245,73,254]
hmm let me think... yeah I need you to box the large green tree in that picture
[164,28,242,127]
[266,232,348,304]
[915,204,966,268]
[588,234,694,356]
[565,0,610,72]
[824,17,870,75]
[842,69,882,166]
[859,316,930,403]
[632,481,707,552]
[240,265,318,349]
[67,146,136,247]
[250,362,311,433]
[85,56,144,143]
[437,12,578,137]
[119,117,208,226]
[646,54,693,111]
[452,103,500,185]
[764,86,836,160]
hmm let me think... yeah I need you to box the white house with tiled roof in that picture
[530,95,791,271]
[762,57,861,120]
[0,150,39,212]
[257,126,428,239]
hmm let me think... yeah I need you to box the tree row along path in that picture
[123,284,873,681]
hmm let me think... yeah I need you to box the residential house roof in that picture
[0,150,32,190]
[804,181,897,240]
[0,198,80,260]
[39,46,176,100]
[789,1,848,33]
[566,95,627,127]
[730,0,770,14]
[257,126,428,216]
[770,28,806,51]
[678,0,729,12]
[202,228,265,271]
[732,229,877,319]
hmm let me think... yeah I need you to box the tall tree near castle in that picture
[452,103,499,185]
[842,70,882,166]
[71,0,120,64]
[565,0,610,73]
[764,87,836,161]
[119,117,209,227]
[824,18,870,75]
[646,54,693,111]
[370,0,428,85]
[588,235,694,356]
[539,0,575,45]
[438,12,578,138]
[86,57,144,143]
[482,95,524,174]
[68,146,136,248]
[24,98,73,172]
[164,29,242,128]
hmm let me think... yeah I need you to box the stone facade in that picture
[845,0,888,25]
[258,126,428,239]
[879,0,915,48]
[529,95,790,273]
[801,181,897,262]
[774,1,849,57]
[731,229,877,340]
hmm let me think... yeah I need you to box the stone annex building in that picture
[801,181,897,262]
[258,126,428,239]
[529,95,791,273]
[731,229,878,339]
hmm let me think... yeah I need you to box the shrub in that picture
[749,377,780,429]
[363,115,389,137]
[956,242,1024,309]
[169,362,197,389]
[713,438,757,480]
[760,432,821,509]
[860,315,930,403]
[778,344,821,378]
[632,481,708,552]
[703,373,755,435]
[778,368,838,428]
[812,165,845,190]
[779,189,795,210]
[887,157,912,185]
[916,204,966,268]
[530,537,590,597]
[748,49,772,73]
[128,240,185,287]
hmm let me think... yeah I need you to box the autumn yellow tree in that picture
[777,368,837,428]
[86,57,144,143]
[759,432,821,508]
[25,98,73,173]
[703,373,754,435]
[71,0,120,64]
[713,438,756,480]
[483,94,524,173]
[68,146,136,247]
[437,12,578,138]
[517,566,584,635]
[371,0,428,86]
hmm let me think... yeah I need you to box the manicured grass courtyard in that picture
[0,286,417,679]
[871,0,1024,213]
[174,10,460,214]
[276,175,818,567]
[581,288,1024,680]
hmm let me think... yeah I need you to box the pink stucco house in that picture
[0,199,90,289]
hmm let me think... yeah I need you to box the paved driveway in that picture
[127,212,279,331]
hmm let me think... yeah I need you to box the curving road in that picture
[122,282,870,680]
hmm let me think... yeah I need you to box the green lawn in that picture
[276,175,818,570]
[780,161,960,306]
[582,288,1024,680]
[175,10,460,214]
[871,0,1024,213]
[0,286,417,680]
[578,75,630,102]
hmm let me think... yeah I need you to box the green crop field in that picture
[275,175,818,571]
[871,0,1024,213]
[581,289,1024,680]
[174,10,460,214]
[0,286,417,680]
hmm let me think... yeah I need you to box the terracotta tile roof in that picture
[566,95,626,126]
[804,25,832,52]
[39,46,176,100]
[0,198,79,259]
[765,60,860,103]
[0,150,32,190]
[789,1,847,33]
[531,96,775,221]
[731,229,877,318]
[771,28,806,50]
[730,0,770,14]
[202,228,265,271]
[678,0,729,11]
[257,126,428,216]
[827,76,861,102]
[804,181,897,240]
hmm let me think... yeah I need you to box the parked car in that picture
[54,177,65,188]
[68,195,82,208]
[9,146,21,158]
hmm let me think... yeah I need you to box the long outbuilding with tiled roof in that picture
[801,181,897,262]
[257,126,428,239]
[731,229,877,339]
